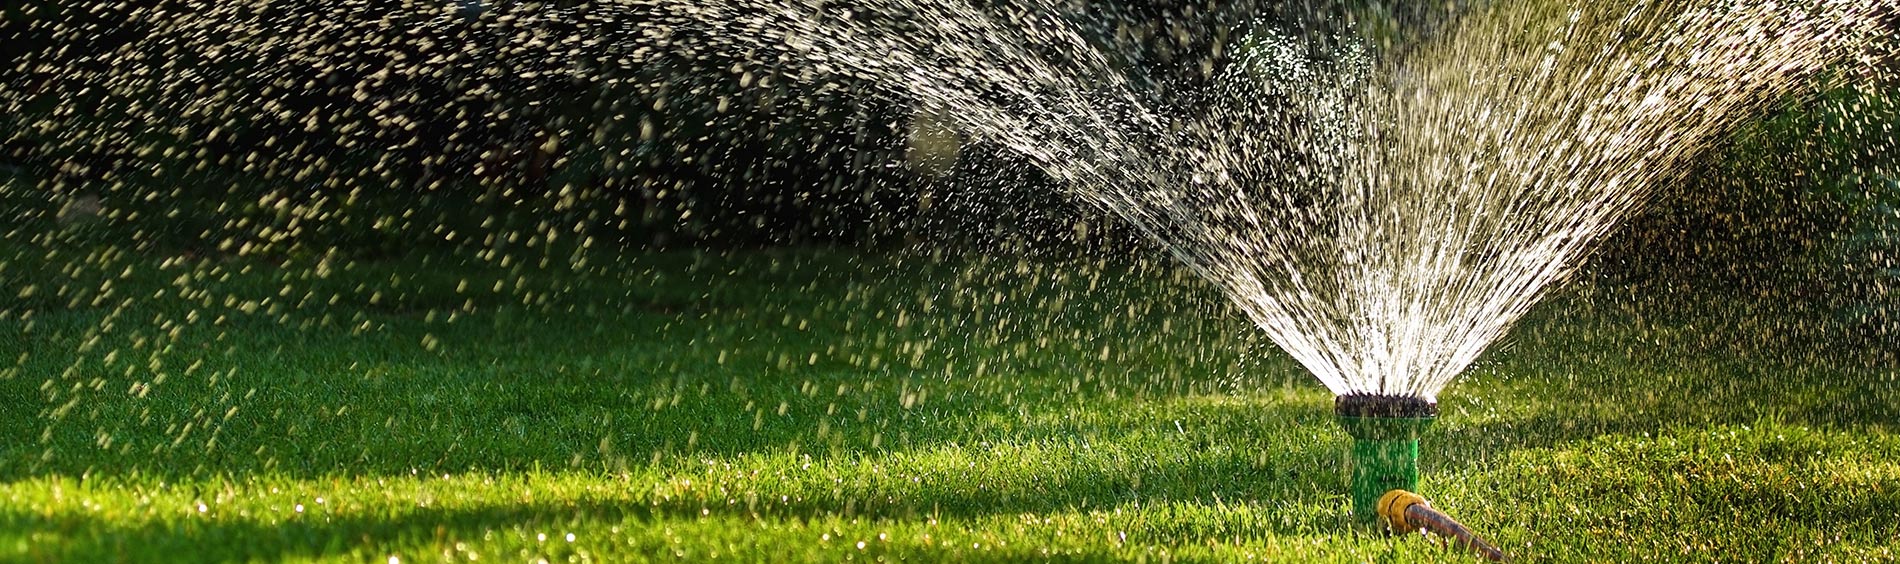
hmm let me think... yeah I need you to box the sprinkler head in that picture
[1334,394,1439,418]
[1334,394,1437,523]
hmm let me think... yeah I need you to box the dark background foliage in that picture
[3,0,1896,290]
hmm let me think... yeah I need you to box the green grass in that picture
[1,243,1897,562]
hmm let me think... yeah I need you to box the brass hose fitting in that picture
[1377,489,1507,562]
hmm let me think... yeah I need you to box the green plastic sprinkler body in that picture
[1334,394,1437,522]
[1335,395,1507,561]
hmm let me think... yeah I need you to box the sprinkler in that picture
[1335,394,1506,561]
[1334,393,1437,521]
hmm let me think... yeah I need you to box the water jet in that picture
[21,0,1886,555]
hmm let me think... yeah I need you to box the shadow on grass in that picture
[3,495,1242,563]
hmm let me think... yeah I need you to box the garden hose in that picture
[1378,489,1508,562]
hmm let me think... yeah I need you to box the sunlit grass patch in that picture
[3,248,1897,562]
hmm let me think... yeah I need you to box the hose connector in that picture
[1377,489,1508,562]
[1376,489,1429,531]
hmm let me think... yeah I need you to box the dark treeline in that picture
[0,0,1480,252]
[1,0,1894,284]
[5,1,907,251]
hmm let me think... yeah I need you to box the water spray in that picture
[1335,394,1505,561]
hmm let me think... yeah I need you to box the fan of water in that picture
[10,0,1891,405]
[634,0,1891,399]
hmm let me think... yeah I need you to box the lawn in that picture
[1,243,1897,562]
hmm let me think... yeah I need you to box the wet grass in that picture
[1,244,1897,562]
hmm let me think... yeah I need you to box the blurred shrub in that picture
[1594,81,1898,331]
